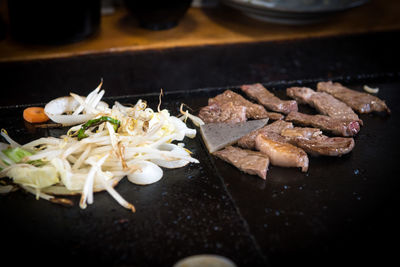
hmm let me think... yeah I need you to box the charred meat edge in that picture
[286,136,355,157]
[317,81,391,114]
[285,111,360,137]
[198,102,247,123]
[286,87,362,125]
[213,146,269,179]
[238,120,355,157]
[208,90,284,120]
[280,127,322,139]
[241,83,298,114]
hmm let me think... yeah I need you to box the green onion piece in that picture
[2,147,33,163]
[77,116,121,140]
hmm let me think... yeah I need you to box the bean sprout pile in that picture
[0,82,202,212]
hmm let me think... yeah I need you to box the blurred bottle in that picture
[0,14,5,41]
[124,0,193,30]
[0,0,6,40]
[7,0,101,44]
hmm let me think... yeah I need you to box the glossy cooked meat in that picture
[255,134,309,172]
[259,125,355,157]
[317,81,391,114]
[208,90,284,120]
[237,120,293,149]
[198,102,247,123]
[285,111,360,137]
[280,127,322,139]
[287,136,355,157]
[281,125,356,156]
[238,119,356,157]
[241,83,298,114]
[257,120,294,134]
[213,146,270,179]
[287,87,362,124]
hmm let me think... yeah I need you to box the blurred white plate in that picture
[221,0,370,25]
[173,254,236,267]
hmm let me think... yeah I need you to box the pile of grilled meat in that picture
[198,81,390,179]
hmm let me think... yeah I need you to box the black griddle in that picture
[1,31,400,267]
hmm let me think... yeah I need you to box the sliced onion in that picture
[169,117,197,139]
[363,85,379,94]
[127,161,163,185]
[151,159,189,169]
[44,96,108,126]
[151,143,190,168]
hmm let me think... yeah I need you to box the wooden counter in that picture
[1,0,400,62]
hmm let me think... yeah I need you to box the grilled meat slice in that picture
[287,87,362,124]
[237,120,293,149]
[317,81,391,114]
[286,111,360,137]
[280,127,323,139]
[279,127,355,157]
[213,146,269,179]
[255,134,309,172]
[280,126,355,157]
[286,136,355,157]
[239,119,355,157]
[198,102,247,123]
[241,83,298,114]
[258,120,294,134]
[286,86,314,104]
[209,90,284,120]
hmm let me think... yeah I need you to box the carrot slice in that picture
[23,107,49,123]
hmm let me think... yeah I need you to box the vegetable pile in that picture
[0,82,201,212]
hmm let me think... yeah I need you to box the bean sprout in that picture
[0,84,199,212]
